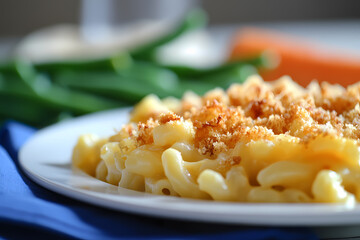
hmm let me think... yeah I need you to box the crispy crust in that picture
[120,76,360,155]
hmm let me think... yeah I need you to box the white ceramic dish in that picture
[19,108,360,226]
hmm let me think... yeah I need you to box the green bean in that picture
[10,63,126,114]
[194,64,258,86]
[0,73,44,104]
[0,72,74,126]
[170,64,257,97]
[164,55,267,78]
[0,61,18,74]
[118,62,178,92]
[35,52,133,73]
[40,82,126,114]
[131,9,207,61]
[54,70,173,103]
[0,94,59,127]
[0,53,133,76]
[173,80,219,97]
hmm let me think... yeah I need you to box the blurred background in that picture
[1,0,360,60]
[1,0,360,127]
[1,0,360,55]
[1,0,360,36]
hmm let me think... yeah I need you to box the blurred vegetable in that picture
[194,64,258,85]
[36,53,133,73]
[172,64,259,96]
[229,27,360,86]
[0,53,133,74]
[0,10,267,128]
[0,95,59,127]
[0,73,61,126]
[2,63,124,115]
[163,55,267,78]
[131,8,207,61]
[54,71,171,103]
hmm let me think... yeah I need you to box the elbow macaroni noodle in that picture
[72,76,360,205]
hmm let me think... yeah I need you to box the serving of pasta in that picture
[72,75,360,205]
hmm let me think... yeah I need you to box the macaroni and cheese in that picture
[72,75,360,205]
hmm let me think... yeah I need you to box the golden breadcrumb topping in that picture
[119,76,360,156]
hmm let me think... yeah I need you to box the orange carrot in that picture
[229,27,360,87]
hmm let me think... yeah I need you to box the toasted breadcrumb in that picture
[117,76,360,156]
[136,119,157,145]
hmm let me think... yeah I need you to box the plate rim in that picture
[18,108,360,226]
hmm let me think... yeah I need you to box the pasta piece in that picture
[72,134,107,176]
[171,142,204,162]
[101,143,122,185]
[119,169,145,192]
[197,170,232,201]
[125,146,164,178]
[225,166,251,201]
[145,178,178,196]
[247,187,284,203]
[257,161,318,194]
[162,148,209,199]
[95,160,108,182]
[282,189,311,203]
[161,97,181,113]
[339,168,360,201]
[130,94,169,122]
[198,153,232,176]
[181,156,227,180]
[181,91,202,112]
[198,166,250,201]
[153,120,195,147]
[307,136,360,168]
[235,136,302,184]
[312,170,355,206]
[117,137,137,156]
[248,187,311,203]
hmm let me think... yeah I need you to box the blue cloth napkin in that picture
[0,121,318,240]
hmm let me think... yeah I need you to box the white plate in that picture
[19,108,360,226]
